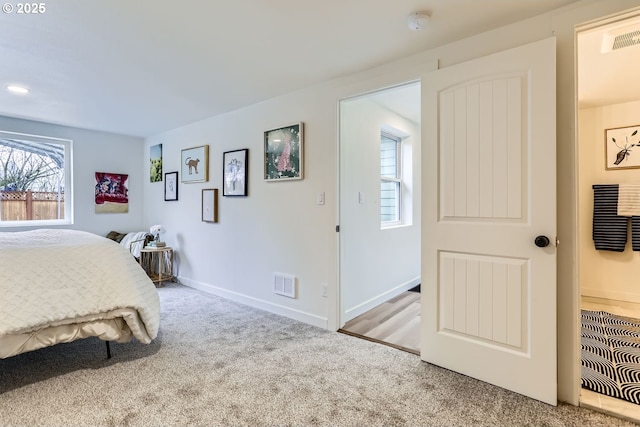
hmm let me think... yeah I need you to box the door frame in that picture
[334,62,437,331]
[573,6,640,406]
[336,81,422,329]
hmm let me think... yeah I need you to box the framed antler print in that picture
[605,125,640,170]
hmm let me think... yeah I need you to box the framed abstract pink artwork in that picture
[264,122,303,181]
[95,172,129,213]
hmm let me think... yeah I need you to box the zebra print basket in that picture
[581,310,640,405]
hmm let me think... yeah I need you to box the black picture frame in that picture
[264,122,303,181]
[164,171,178,201]
[223,149,248,196]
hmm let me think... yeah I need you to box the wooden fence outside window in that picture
[0,191,65,221]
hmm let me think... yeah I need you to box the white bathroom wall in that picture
[579,100,640,303]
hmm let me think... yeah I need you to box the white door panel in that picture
[421,37,557,405]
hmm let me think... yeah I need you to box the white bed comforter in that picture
[0,229,160,359]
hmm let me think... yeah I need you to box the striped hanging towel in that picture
[592,184,628,252]
[633,217,640,251]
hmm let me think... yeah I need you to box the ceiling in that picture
[578,15,640,108]
[381,12,640,125]
[0,0,601,138]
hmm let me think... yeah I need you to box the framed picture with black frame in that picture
[164,171,178,201]
[264,122,303,181]
[223,149,248,196]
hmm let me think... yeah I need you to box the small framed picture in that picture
[264,122,303,181]
[223,149,248,196]
[181,145,209,183]
[150,143,163,183]
[202,188,218,222]
[605,125,640,170]
[164,171,178,201]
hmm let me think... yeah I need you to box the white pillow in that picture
[120,231,149,258]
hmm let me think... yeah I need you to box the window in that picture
[0,131,72,226]
[380,131,401,225]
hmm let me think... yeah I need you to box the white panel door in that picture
[421,38,557,405]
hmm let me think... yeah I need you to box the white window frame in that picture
[380,130,402,227]
[0,130,73,227]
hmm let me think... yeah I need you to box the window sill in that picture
[0,219,72,228]
[381,221,410,230]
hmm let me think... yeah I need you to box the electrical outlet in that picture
[321,283,328,298]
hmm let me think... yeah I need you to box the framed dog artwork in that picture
[181,145,209,183]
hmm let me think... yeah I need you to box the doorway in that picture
[337,82,421,354]
[576,9,640,421]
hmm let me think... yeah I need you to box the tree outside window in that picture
[0,132,71,224]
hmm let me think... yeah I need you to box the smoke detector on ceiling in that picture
[408,11,431,31]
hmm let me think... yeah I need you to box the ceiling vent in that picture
[601,22,640,53]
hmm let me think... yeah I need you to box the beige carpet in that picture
[0,283,633,426]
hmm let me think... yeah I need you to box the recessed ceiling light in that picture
[7,85,30,95]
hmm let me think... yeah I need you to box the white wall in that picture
[0,115,145,235]
[579,100,640,303]
[340,94,421,322]
[143,97,337,328]
[142,0,640,404]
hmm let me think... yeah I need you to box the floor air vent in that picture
[273,273,296,298]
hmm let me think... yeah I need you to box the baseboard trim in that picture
[177,276,329,329]
[581,288,640,305]
[343,276,420,323]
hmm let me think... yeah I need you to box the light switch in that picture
[358,191,364,204]
[317,192,325,205]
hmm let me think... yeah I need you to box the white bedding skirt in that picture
[0,229,160,359]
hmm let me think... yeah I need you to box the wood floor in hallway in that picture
[339,291,420,355]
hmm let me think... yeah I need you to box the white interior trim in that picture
[178,276,329,329]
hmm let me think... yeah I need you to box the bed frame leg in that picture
[106,341,112,359]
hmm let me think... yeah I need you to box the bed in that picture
[0,229,160,359]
